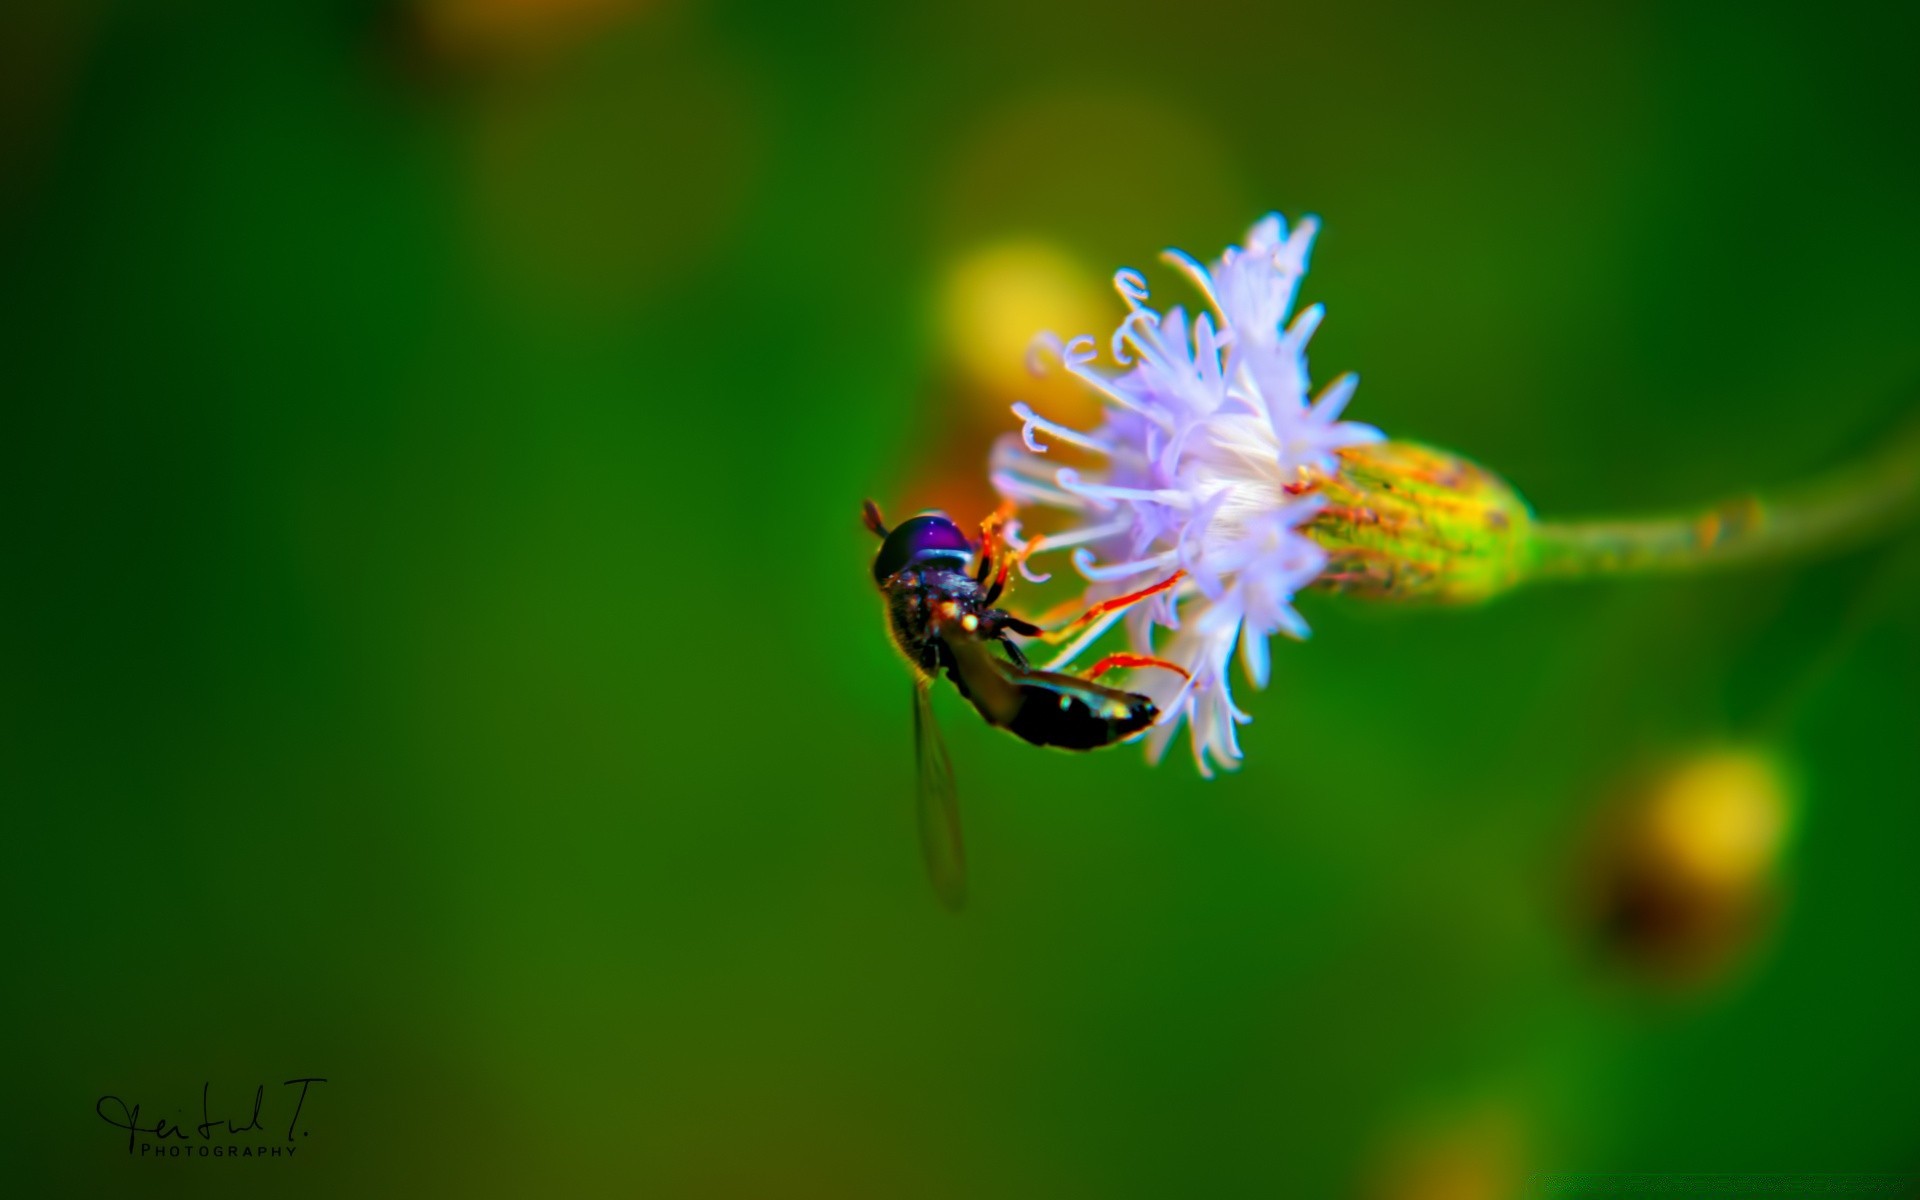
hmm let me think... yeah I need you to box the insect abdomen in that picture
[1004,680,1157,751]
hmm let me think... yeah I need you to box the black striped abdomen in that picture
[1002,677,1157,750]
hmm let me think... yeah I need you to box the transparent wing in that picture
[912,678,967,911]
[941,625,1024,728]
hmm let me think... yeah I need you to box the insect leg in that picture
[983,530,1046,606]
[1000,615,1042,637]
[1085,653,1190,682]
[999,636,1031,670]
[1031,571,1188,672]
[982,567,1006,605]
[1033,571,1187,645]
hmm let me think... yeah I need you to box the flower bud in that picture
[1301,441,1536,604]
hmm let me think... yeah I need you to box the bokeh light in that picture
[1581,746,1797,990]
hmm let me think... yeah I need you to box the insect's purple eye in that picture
[873,513,973,584]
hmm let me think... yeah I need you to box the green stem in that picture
[1527,418,1920,582]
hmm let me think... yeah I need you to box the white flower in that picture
[990,214,1382,776]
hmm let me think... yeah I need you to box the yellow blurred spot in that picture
[939,241,1108,428]
[1367,1105,1524,1200]
[1581,744,1798,988]
[415,0,649,68]
[1642,748,1793,893]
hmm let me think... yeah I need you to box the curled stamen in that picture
[1109,308,1150,366]
[997,521,1055,585]
[1026,330,1067,377]
[1113,268,1151,309]
[1059,333,1100,367]
[1113,307,1175,370]
[1073,546,1178,581]
[1041,328,1179,429]
[1011,401,1112,455]
[1071,368,1159,425]
[1007,531,1053,584]
[1055,468,1195,508]
[1017,518,1128,555]
[1015,557,1052,585]
[990,471,1089,511]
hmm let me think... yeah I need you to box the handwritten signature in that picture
[96,1079,327,1155]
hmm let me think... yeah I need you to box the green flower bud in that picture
[1300,441,1536,604]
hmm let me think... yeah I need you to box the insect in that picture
[862,499,1187,908]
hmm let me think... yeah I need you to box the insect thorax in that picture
[883,567,982,672]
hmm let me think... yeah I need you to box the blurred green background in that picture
[6,1,1919,1196]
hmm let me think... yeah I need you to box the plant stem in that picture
[1527,418,1920,582]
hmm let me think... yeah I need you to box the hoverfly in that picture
[862,499,1187,909]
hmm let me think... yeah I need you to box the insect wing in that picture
[941,624,1025,726]
[912,679,967,910]
[994,661,1149,710]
